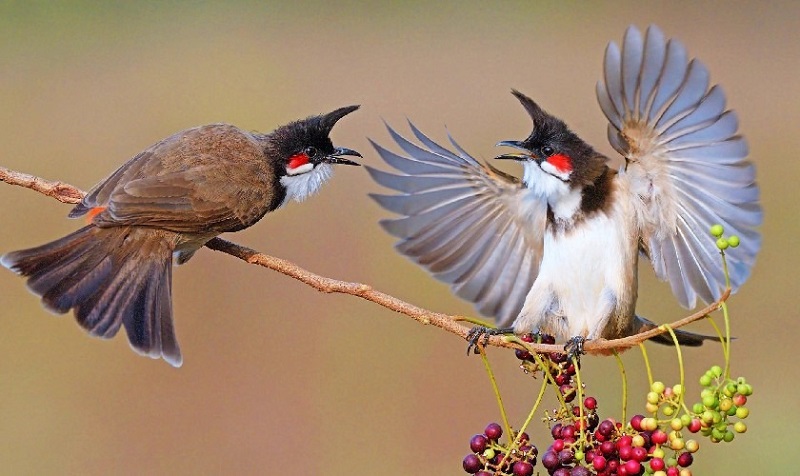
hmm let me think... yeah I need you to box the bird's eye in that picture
[541,146,554,157]
[303,146,318,157]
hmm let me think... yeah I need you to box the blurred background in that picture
[0,1,797,474]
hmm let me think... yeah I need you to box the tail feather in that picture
[634,314,722,347]
[2,225,183,367]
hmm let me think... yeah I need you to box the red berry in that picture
[592,455,608,471]
[561,425,577,440]
[617,435,633,448]
[619,445,633,461]
[733,394,747,406]
[650,457,665,471]
[551,423,564,439]
[584,396,597,410]
[521,333,535,343]
[667,467,680,476]
[677,452,694,467]
[598,419,616,437]
[571,467,591,476]
[651,429,668,445]
[512,461,534,476]
[688,418,702,433]
[600,440,616,456]
[542,451,560,470]
[462,454,481,474]
[631,446,647,462]
[552,439,565,452]
[624,460,642,475]
[484,423,503,441]
[469,434,488,453]
[630,414,644,432]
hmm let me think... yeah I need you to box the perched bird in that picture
[2,105,361,366]
[368,25,761,352]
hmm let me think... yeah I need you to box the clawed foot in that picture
[564,336,586,362]
[466,326,515,355]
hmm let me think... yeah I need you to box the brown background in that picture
[0,2,797,474]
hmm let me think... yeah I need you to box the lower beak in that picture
[324,147,362,166]
[495,140,533,161]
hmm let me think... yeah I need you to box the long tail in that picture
[1,225,182,366]
[633,315,723,347]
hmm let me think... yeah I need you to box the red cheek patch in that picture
[547,153,573,173]
[288,153,310,170]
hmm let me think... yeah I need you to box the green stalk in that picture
[478,347,513,439]
[613,350,628,425]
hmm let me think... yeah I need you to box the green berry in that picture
[735,406,749,419]
[710,365,723,377]
[680,414,692,427]
[724,430,735,442]
[693,403,704,414]
[716,237,729,249]
[728,235,740,247]
[651,381,666,394]
[647,391,660,404]
[699,374,712,387]
[710,224,724,237]
[672,384,684,396]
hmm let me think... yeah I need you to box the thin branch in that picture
[0,165,729,355]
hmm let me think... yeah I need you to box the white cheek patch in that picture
[540,161,573,181]
[280,163,333,206]
[286,162,314,176]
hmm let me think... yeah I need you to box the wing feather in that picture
[367,124,545,325]
[599,25,762,308]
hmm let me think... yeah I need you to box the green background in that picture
[0,1,796,474]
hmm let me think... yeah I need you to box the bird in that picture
[2,105,361,367]
[367,25,761,353]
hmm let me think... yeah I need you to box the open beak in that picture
[324,147,362,166]
[494,140,534,161]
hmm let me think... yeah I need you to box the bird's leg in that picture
[466,326,516,355]
[564,336,586,362]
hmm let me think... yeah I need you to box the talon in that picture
[564,336,586,362]
[465,326,516,355]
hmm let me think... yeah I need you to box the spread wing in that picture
[597,25,762,307]
[367,122,546,326]
[70,124,273,234]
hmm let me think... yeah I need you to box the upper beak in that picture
[324,147,362,166]
[494,140,534,161]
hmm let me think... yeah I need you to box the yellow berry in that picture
[710,224,724,237]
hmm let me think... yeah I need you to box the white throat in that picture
[522,161,570,200]
[280,163,334,206]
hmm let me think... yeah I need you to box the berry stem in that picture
[717,246,733,379]
[572,356,587,448]
[664,325,687,414]
[498,376,549,471]
[477,347,513,440]
[638,343,654,389]
[613,350,628,425]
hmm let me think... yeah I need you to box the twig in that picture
[0,165,729,355]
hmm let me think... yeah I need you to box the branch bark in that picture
[0,165,728,355]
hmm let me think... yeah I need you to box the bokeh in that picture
[1,2,797,474]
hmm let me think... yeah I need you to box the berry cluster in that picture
[515,334,582,405]
[462,423,538,476]
[692,365,752,443]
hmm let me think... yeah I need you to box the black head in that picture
[270,105,362,176]
[495,90,606,186]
